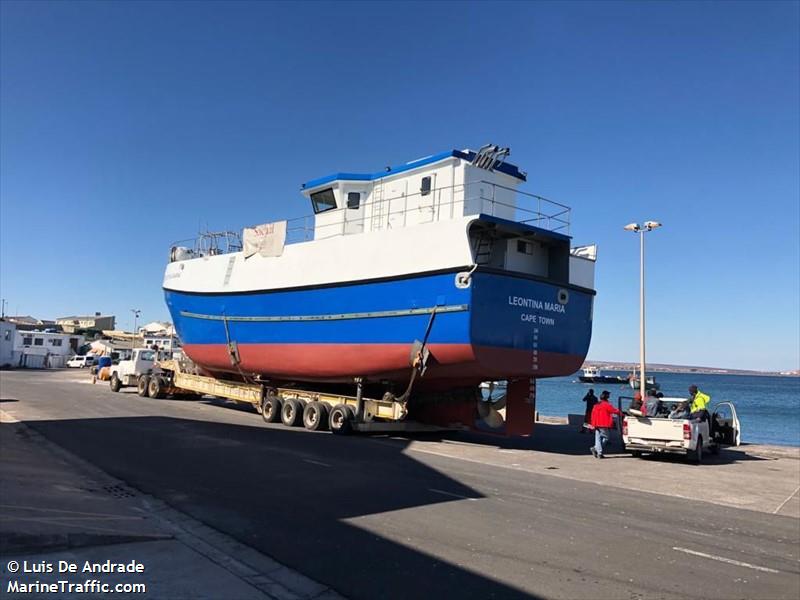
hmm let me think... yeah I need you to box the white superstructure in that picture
[166,145,596,295]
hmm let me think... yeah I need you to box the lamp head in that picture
[624,223,640,232]
[644,221,662,231]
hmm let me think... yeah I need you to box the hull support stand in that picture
[504,378,536,436]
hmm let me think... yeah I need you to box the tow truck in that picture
[108,348,157,392]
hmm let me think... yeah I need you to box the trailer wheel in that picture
[261,391,282,423]
[329,404,354,435]
[137,375,150,397]
[281,398,304,427]
[631,451,642,458]
[110,373,121,393]
[303,402,329,432]
[148,376,165,399]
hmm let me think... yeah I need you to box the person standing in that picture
[688,385,711,421]
[590,390,622,458]
[580,388,598,433]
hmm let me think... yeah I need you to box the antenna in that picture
[471,144,510,171]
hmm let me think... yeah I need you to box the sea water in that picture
[532,372,800,447]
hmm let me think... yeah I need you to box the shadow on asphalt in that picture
[23,416,543,600]
[0,398,19,403]
[388,423,768,464]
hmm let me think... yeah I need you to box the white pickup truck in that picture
[621,397,741,463]
[109,348,157,392]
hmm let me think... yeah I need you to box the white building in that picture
[56,314,116,333]
[14,331,85,368]
[0,320,16,368]
[139,321,175,336]
[143,335,178,352]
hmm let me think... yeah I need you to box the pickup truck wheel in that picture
[280,398,303,427]
[303,402,329,431]
[329,404,354,436]
[691,437,703,464]
[137,375,150,397]
[261,392,282,423]
[148,376,165,399]
[110,373,121,393]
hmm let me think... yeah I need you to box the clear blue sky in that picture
[1,1,798,371]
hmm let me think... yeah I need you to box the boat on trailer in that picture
[163,145,598,434]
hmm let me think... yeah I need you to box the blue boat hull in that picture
[165,269,593,386]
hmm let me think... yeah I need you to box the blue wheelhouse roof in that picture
[301,149,527,190]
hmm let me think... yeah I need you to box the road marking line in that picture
[429,488,478,501]
[773,485,800,515]
[672,547,780,574]
[302,459,331,467]
[679,528,715,538]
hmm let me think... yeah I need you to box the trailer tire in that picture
[110,373,121,393]
[329,404,354,435]
[261,391,282,423]
[137,375,150,397]
[148,376,166,399]
[303,402,329,432]
[631,451,642,458]
[281,398,304,427]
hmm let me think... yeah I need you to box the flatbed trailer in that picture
[138,358,446,435]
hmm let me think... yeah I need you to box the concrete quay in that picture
[1,368,798,599]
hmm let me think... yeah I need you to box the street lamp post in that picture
[131,309,141,355]
[624,221,662,399]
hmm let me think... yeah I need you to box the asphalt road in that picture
[1,370,798,599]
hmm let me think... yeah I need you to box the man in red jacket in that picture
[590,390,622,458]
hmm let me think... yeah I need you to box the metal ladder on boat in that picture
[473,235,494,265]
[370,181,385,231]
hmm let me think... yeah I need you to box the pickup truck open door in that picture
[711,401,741,447]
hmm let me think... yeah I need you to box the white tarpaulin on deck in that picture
[243,220,287,258]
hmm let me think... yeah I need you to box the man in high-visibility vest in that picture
[688,385,711,420]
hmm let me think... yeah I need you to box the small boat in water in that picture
[578,366,628,384]
[628,367,660,392]
[163,144,598,397]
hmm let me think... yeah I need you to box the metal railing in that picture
[171,181,571,256]
[170,230,242,258]
[285,180,571,244]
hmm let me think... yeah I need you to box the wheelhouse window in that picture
[517,240,534,255]
[347,192,361,209]
[420,176,432,196]
[311,188,337,214]
[34,338,43,346]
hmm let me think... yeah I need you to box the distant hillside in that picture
[581,361,798,377]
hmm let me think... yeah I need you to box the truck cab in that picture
[108,348,157,391]
[621,397,741,463]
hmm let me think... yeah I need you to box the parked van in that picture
[67,355,95,368]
